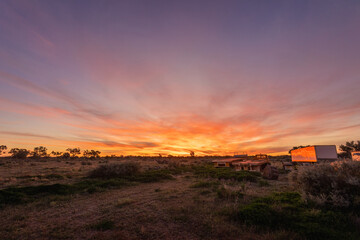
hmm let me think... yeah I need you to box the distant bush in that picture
[9,148,30,159]
[88,163,141,179]
[192,164,261,182]
[216,187,243,200]
[190,181,220,188]
[291,161,360,208]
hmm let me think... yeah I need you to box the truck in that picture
[290,145,337,163]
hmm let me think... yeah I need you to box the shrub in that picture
[128,169,174,182]
[0,179,131,207]
[216,186,244,200]
[232,192,359,240]
[88,162,140,179]
[291,161,360,208]
[190,181,220,188]
[192,164,261,182]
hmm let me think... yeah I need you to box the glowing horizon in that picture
[1,1,360,156]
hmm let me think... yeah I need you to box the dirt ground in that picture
[0,158,293,240]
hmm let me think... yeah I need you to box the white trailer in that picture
[290,145,337,163]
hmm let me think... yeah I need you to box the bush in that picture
[190,181,220,188]
[0,179,131,207]
[216,187,244,200]
[291,161,360,208]
[88,162,140,179]
[192,164,261,182]
[232,192,359,240]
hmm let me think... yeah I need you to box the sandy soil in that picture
[0,158,293,240]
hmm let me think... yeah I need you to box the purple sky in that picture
[0,0,360,155]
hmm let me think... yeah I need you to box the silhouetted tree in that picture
[51,151,63,157]
[339,141,360,158]
[31,146,48,158]
[190,151,195,157]
[83,150,101,159]
[62,152,70,159]
[288,145,310,154]
[66,148,81,158]
[0,145,7,155]
[9,148,30,159]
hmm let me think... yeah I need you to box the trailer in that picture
[290,145,337,163]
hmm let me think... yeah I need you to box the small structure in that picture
[232,159,269,172]
[233,154,270,172]
[234,152,248,158]
[351,151,360,161]
[290,145,337,163]
[212,158,242,168]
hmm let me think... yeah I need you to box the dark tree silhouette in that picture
[0,145,7,155]
[51,151,63,157]
[9,148,30,159]
[190,151,195,157]
[339,141,360,158]
[83,150,101,159]
[31,146,48,158]
[66,148,81,158]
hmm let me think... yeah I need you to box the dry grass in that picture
[0,157,358,239]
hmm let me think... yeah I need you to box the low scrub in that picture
[192,164,261,182]
[0,179,131,207]
[216,187,243,200]
[88,162,140,179]
[190,181,220,188]
[127,169,174,182]
[291,161,360,208]
[231,192,359,240]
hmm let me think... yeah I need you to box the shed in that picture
[232,160,269,172]
[212,158,242,168]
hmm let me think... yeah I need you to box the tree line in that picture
[0,145,100,159]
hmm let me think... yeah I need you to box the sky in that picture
[0,0,360,156]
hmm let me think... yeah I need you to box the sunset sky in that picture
[1,0,360,156]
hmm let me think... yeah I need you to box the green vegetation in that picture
[292,161,360,208]
[231,192,360,240]
[190,180,220,188]
[216,187,243,200]
[0,165,178,207]
[0,179,131,207]
[192,164,261,182]
[88,162,141,179]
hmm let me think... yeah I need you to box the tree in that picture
[190,151,195,157]
[9,148,30,159]
[66,148,81,158]
[83,150,101,159]
[0,145,7,155]
[288,145,310,154]
[62,152,70,159]
[339,141,360,158]
[51,151,63,157]
[31,146,48,158]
